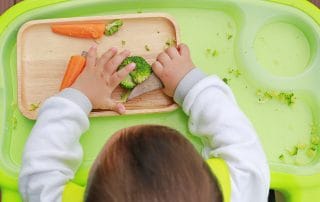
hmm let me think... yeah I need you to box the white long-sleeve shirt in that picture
[19,69,270,202]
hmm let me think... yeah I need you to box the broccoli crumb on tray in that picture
[206,48,219,57]
[29,102,41,111]
[12,116,17,130]
[145,45,151,51]
[121,40,126,47]
[118,56,152,90]
[165,38,177,48]
[256,90,296,106]
[278,122,320,165]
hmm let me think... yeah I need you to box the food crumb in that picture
[287,146,298,156]
[278,154,284,161]
[29,102,41,111]
[222,78,230,85]
[12,116,17,130]
[226,33,233,40]
[145,45,150,51]
[165,38,176,48]
[228,68,241,77]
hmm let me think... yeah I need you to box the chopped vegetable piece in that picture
[120,90,132,102]
[121,40,126,46]
[118,56,152,89]
[278,92,296,106]
[228,68,241,77]
[165,39,177,48]
[51,23,105,39]
[212,50,218,57]
[205,49,219,57]
[278,154,285,161]
[29,102,41,111]
[120,75,136,90]
[105,19,123,36]
[256,89,296,106]
[287,146,298,156]
[60,52,87,90]
[306,147,317,158]
[311,135,320,145]
[227,33,233,40]
[145,45,150,51]
[263,92,273,99]
[297,143,307,150]
[222,78,230,85]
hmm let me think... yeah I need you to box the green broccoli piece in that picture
[278,154,285,161]
[120,75,136,89]
[297,143,307,150]
[118,56,152,89]
[311,135,320,145]
[287,146,298,156]
[278,92,296,106]
[212,50,218,57]
[165,38,177,48]
[226,33,233,40]
[120,89,132,102]
[306,147,317,158]
[222,78,230,85]
[105,19,123,36]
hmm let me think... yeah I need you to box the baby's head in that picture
[85,125,222,202]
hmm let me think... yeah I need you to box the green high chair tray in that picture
[0,0,320,201]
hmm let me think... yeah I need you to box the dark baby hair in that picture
[85,125,222,202]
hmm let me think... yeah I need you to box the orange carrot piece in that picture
[60,52,87,91]
[51,23,105,39]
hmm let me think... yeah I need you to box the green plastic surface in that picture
[0,0,320,201]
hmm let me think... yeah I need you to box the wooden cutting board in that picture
[17,13,180,119]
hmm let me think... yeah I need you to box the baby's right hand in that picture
[71,46,135,114]
[152,44,195,97]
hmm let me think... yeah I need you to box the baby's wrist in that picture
[173,68,206,106]
[57,88,93,115]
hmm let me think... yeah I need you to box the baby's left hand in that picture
[71,46,136,114]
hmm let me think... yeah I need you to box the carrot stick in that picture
[51,23,105,39]
[60,51,87,91]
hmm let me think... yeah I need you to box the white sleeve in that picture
[174,69,270,202]
[19,88,92,202]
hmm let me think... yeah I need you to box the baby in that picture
[19,44,270,202]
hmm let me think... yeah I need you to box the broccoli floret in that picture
[120,75,136,90]
[118,56,152,86]
[105,19,123,36]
